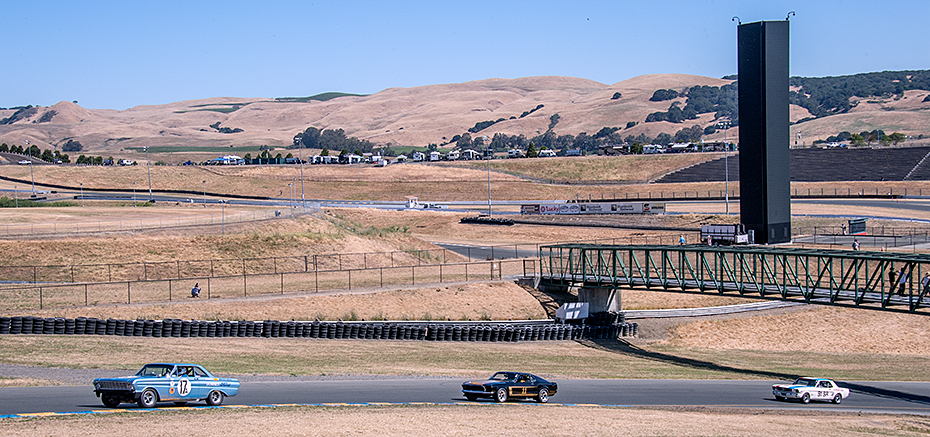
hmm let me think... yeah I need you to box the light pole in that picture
[13,185,17,208]
[717,121,731,215]
[298,146,305,209]
[79,183,84,207]
[132,181,136,206]
[144,146,153,201]
[483,136,492,216]
[288,182,293,209]
[202,180,206,206]
[28,161,35,196]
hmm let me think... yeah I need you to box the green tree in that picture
[850,133,866,146]
[889,132,906,145]
[320,147,329,156]
[526,143,538,158]
[548,113,560,130]
[40,149,54,162]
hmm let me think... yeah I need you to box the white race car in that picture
[772,377,849,404]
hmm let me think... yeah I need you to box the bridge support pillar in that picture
[578,287,620,313]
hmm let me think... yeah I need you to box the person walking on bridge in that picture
[888,268,897,295]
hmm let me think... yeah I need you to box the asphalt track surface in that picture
[3,379,930,417]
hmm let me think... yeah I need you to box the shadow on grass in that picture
[578,338,930,406]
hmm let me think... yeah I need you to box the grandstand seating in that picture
[655,146,930,183]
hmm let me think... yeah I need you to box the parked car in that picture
[772,377,849,404]
[462,371,557,403]
[93,363,240,408]
[18,160,31,165]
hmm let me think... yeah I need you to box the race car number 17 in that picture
[178,378,191,396]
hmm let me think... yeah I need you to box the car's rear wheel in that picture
[101,395,120,408]
[206,390,224,406]
[801,393,811,404]
[137,389,158,408]
[832,394,842,404]
[495,388,508,403]
[536,388,550,403]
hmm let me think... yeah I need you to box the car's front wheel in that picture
[832,394,842,404]
[101,395,120,408]
[206,390,224,406]
[137,389,158,408]
[495,388,508,403]
[536,388,550,403]
[801,393,811,404]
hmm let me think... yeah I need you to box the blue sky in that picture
[4,0,928,110]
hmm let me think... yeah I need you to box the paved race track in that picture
[3,379,930,416]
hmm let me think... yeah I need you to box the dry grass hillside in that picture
[5,74,928,154]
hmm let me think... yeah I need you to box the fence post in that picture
[243,273,247,297]
[33,266,36,284]
[281,273,284,294]
[348,270,352,290]
[380,268,383,287]
[85,284,88,306]
[465,263,468,281]
[304,255,309,272]
[440,264,443,283]
[315,270,318,292]
[412,266,415,285]
[169,280,172,301]
[127,282,131,304]
[39,287,43,309]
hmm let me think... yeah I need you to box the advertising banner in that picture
[523,202,664,215]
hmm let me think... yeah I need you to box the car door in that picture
[511,374,531,397]
[524,375,540,397]
[816,381,834,400]
[172,366,199,400]
[191,366,212,398]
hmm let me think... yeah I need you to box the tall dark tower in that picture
[738,20,791,244]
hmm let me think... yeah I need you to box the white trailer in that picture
[701,224,753,245]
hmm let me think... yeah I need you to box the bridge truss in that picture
[539,244,930,314]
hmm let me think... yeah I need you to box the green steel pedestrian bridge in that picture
[538,244,930,314]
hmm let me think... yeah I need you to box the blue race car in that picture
[93,363,240,408]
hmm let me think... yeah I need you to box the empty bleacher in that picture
[655,146,930,183]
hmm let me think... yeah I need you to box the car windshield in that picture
[136,364,173,377]
[793,378,817,387]
[490,372,515,381]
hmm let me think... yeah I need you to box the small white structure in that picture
[555,302,589,321]
[461,149,480,160]
[412,151,425,162]
[429,151,441,161]
[405,196,419,208]
[537,149,556,157]
[446,150,460,161]
[642,144,665,154]
[395,154,408,162]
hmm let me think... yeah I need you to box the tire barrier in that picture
[0,316,638,341]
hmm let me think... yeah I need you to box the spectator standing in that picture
[852,239,860,250]
[897,267,909,296]
[679,235,686,245]
[190,283,201,298]
[888,268,897,295]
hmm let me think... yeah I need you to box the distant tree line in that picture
[447,122,708,156]
[790,70,930,117]
[209,122,243,134]
[817,130,911,147]
[467,104,546,134]
[291,127,389,155]
[0,106,39,125]
[645,84,738,125]
[0,143,71,163]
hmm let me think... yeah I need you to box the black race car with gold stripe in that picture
[462,372,557,403]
